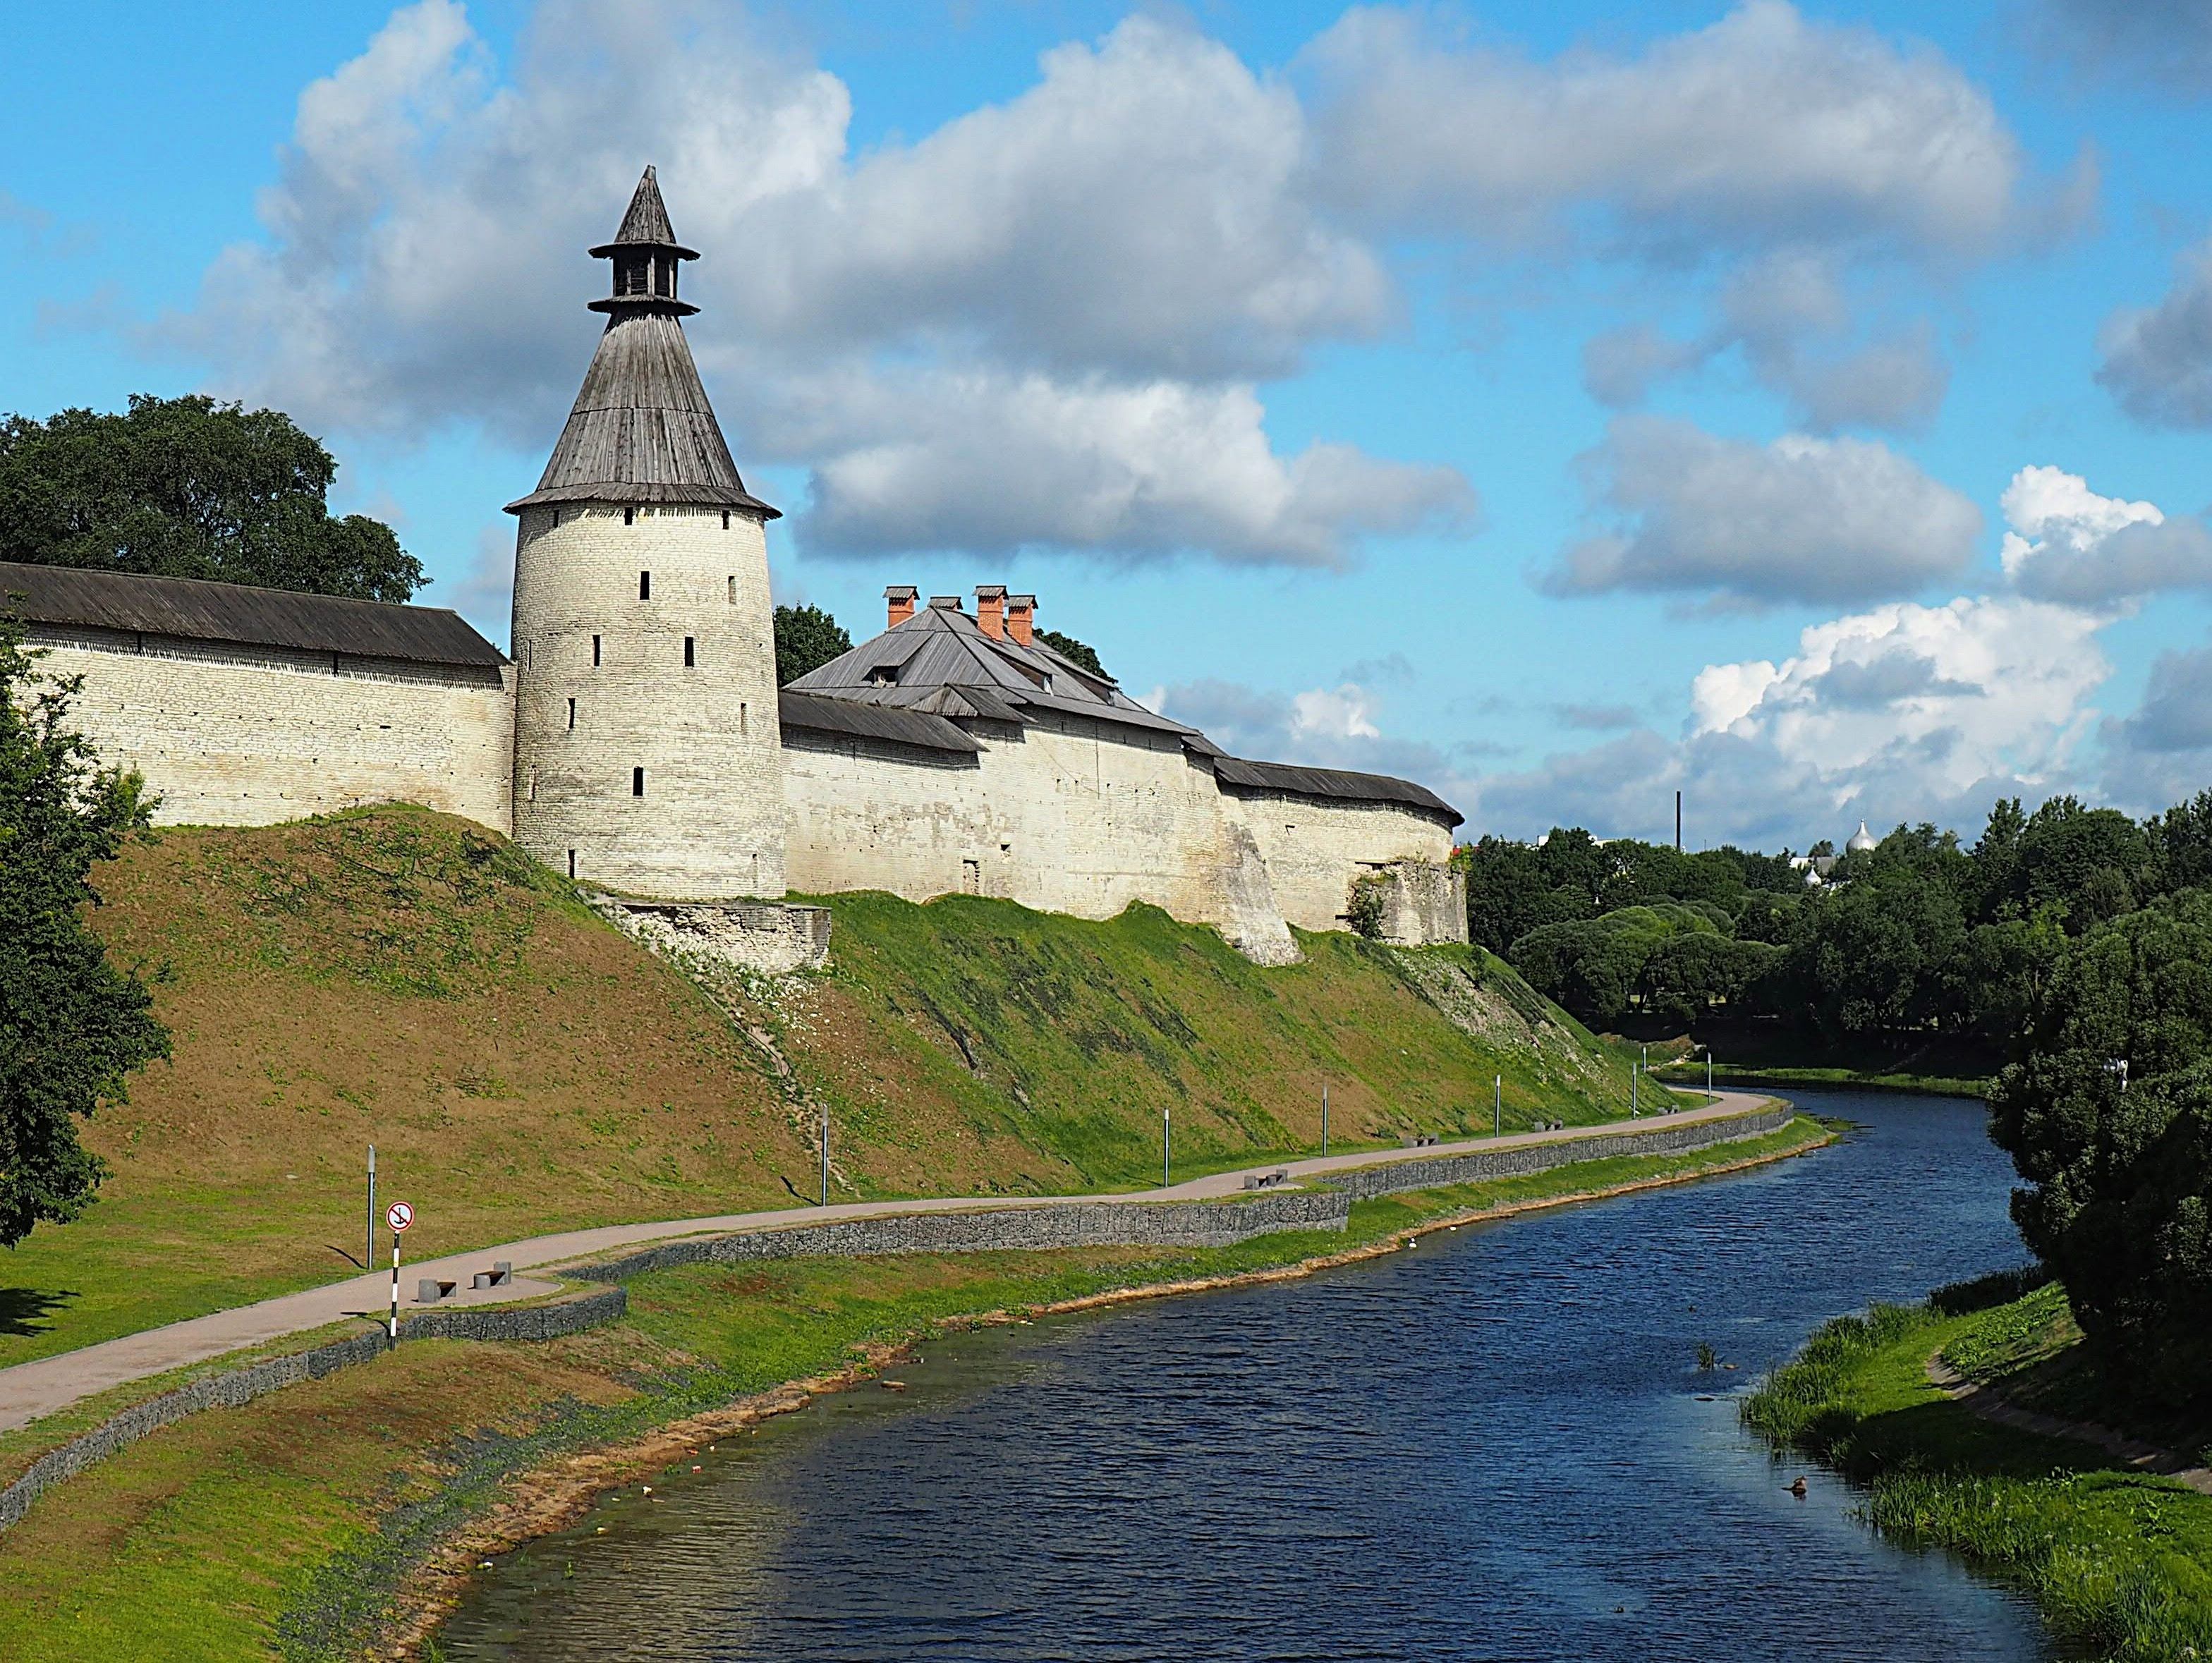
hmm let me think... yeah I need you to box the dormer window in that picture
[867,664,900,686]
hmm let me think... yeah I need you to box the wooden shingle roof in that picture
[509,170,775,517]
[0,560,505,668]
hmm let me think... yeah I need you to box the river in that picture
[438,1091,2060,1662]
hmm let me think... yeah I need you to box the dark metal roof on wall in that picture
[1213,756,1464,827]
[0,560,506,668]
[784,600,1199,745]
[778,688,982,755]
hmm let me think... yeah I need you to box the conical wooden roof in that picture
[509,169,774,516]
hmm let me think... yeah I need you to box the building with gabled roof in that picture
[7,167,1465,961]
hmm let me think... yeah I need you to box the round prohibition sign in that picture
[386,1201,414,1233]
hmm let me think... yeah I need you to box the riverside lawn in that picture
[1743,1277,2212,1663]
[0,1116,1827,1663]
[1,807,1646,1373]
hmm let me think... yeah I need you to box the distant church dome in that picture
[1847,820,1877,853]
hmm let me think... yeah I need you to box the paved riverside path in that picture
[0,1092,1778,1434]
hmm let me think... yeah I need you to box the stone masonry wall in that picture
[28,627,515,834]
[572,1188,1351,1282]
[784,712,1459,956]
[0,1288,626,1537]
[1221,788,1461,938]
[1333,1104,1794,1200]
[511,502,785,900]
[783,709,1233,928]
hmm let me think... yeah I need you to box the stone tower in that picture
[507,166,786,900]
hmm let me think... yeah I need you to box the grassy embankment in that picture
[1644,1027,1997,1098]
[1744,1277,2212,1661]
[0,1114,1830,1663]
[2,807,1651,1371]
[1651,1059,1992,1099]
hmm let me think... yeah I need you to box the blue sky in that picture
[8,0,2212,850]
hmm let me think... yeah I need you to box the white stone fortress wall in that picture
[26,624,514,832]
[1220,788,1463,939]
[510,502,785,900]
[783,706,1463,954]
[784,707,1232,925]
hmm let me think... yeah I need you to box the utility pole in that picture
[1163,1105,1172,1189]
[1632,1064,1639,1116]
[1493,1074,1501,1136]
[1675,790,1682,853]
[1706,1049,1713,1095]
[820,1101,830,1207]
[1321,1085,1329,1155]
[365,1145,376,1274]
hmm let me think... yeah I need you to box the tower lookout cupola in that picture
[506,166,787,903]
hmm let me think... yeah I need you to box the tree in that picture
[0,395,423,603]
[1037,628,1106,679]
[0,626,169,1245]
[774,604,851,684]
[1988,890,2212,1410]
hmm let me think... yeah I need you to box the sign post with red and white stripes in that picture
[385,1201,413,1347]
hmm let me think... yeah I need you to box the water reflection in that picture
[442,1094,2055,1662]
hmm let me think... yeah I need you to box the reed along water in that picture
[440,1092,2060,1662]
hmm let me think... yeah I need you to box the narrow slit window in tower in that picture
[727,575,736,604]
[566,697,576,730]
[592,635,602,666]
[740,702,748,734]
[624,506,635,526]
[721,511,731,530]
[567,850,576,879]
[639,571,650,599]
[527,769,537,803]
[683,636,695,667]
[633,767,645,796]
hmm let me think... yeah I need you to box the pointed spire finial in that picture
[588,164,700,317]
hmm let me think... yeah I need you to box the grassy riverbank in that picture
[1651,1060,1991,1099]
[1744,1279,2212,1661]
[4,808,1643,1370]
[0,1115,1827,1663]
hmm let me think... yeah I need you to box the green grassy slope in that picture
[1,808,1641,1367]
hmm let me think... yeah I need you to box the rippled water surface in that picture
[442,1093,2059,1662]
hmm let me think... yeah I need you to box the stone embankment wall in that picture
[572,1189,1352,1282]
[1336,1104,1794,1200]
[0,1289,626,1537]
[28,626,515,834]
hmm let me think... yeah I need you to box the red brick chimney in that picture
[885,585,918,628]
[975,585,1007,640]
[1007,593,1035,647]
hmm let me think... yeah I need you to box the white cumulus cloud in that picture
[1998,465,2212,605]
[1546,416,1981,606]
[158,1,1464,571]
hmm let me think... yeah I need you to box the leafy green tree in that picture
[0,626,169,1245]
[1036,628,1107,679]
[1639,934,1782,1026]
[1988,891,2212,1410]
[1783,860,1968,1037]
[1509,903,1716,1026]
[0,395,422,603]
[773,604,852,685]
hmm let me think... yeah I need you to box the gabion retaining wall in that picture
[571,1188,1354,1283]
[1335,1104,1794,1200]
[0,1286,627,1535]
